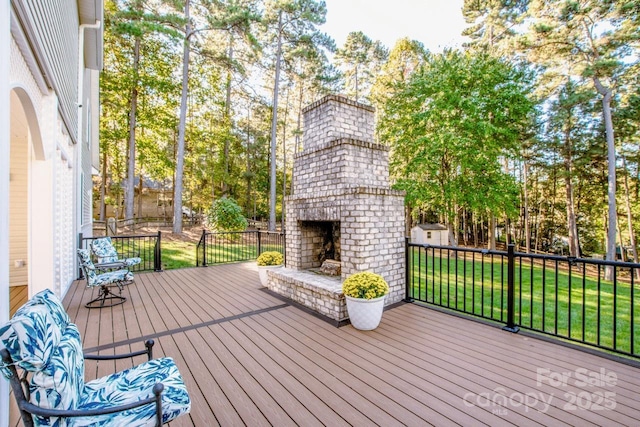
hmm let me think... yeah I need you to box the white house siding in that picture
[13,0,79,142]
[9,36,44,134]
[9,9,80,299]
[3,2,102,423]
[81,70,93,226]
[55,123,77,297]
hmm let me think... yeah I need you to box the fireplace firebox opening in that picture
[299,221,340,270]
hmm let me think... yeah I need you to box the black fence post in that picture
[202,229,208,267]
[503,244,520,333]
[404,237,413,302]
[257,231,262,256]
[77,232,84,279]
[154,231,163,272]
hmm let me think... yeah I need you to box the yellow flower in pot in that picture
[256,251,283,286]
[342,272,389,330]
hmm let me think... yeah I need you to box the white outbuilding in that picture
[411,223,449,245]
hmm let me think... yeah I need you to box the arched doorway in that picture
[8,87,44,313]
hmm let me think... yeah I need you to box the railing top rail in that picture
[407,242,507,256]
[202,230,284,236]
[408,242,640,269]
[516,251,640,268]
[81,234,159,240]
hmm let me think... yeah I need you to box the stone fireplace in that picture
[267,95,405,323]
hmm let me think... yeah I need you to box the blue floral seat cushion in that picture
[91,237,142,267]
[0,289,191,427]
[78,249,133,287]
[76,357,191,427]
[91,269,133,286]
[0,290,86,425]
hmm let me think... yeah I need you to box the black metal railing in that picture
[196,230,285,267]
[406,241,640,359]
[78,231,162,278]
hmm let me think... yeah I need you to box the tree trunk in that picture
[503,158,510,246]
[173,0,191,234]
[462,209,468,246]
[453,204,459,245]
[563,132,579,257]
[222,35,234,196]
[268,10,283,231]
[535,207,542,253]
[281,87,290,231]
[488,214,496,250]
[295,82,304,154]
[245,102,252,215]
[550,162,557,252]
[125,35,141,222]
[524,162,531,253]
[354,64,359,102]
[617,215,625,262]
[594,80,617,280]
[472,212,478,247]
[137,173,143,219]
[447,214,458,247]
[559,99,579,255]
[622,157,639,278]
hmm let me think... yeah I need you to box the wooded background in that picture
[97,0,640,264]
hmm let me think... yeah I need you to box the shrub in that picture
[256,251,283,266]
[206,196,247,232]
[342,272,389,299]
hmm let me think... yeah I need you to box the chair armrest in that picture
[18,383,164,425]
[85,339,154,361]
[94,261,127,271]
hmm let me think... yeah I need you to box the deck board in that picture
[9,285,28,317]
[7,262,640,426]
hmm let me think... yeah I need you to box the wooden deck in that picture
[9,262,640,426]
[9,285,28,317]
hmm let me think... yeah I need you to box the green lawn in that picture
[162,240,197,270]
[160,240,283,269]
[408,249,640,355]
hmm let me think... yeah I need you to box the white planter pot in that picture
[345,294,386,330]
[258,264,282,286]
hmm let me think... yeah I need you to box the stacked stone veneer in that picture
[267,95,406,321]
[266,269,347,321]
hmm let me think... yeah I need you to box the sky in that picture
[320,0,468,53]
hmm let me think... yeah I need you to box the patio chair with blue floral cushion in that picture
[0,289,191,427]
[77,249,132,308]
[90,237,141,270]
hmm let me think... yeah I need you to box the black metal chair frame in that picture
[85,282,127,309]
[1,340,166,427]
[77,251,130,309]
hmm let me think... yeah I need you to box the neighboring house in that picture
[411,223,449,245]
[1,1,102,422]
